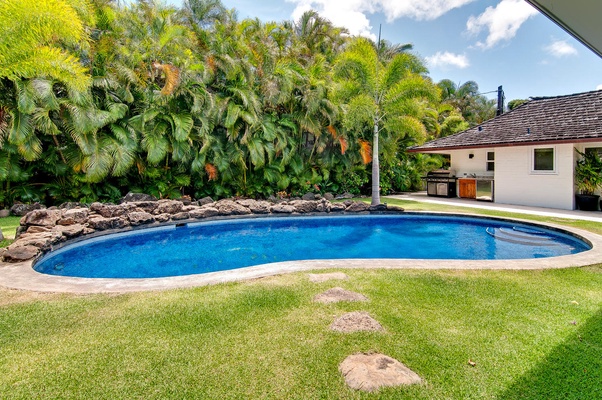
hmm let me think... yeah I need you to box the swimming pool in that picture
[34,215,590,279]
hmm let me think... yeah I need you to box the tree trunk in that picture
[371,118,380,206]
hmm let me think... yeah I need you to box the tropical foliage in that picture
[0,0,494,207]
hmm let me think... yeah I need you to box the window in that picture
[533,147,554,172]
[585,147,602,157]
[486,151,495,171]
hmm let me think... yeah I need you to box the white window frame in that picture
[486,151,495,172]
[531,146,556,174]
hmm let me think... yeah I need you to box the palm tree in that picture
[437,79,495,126]
[334,37,438,205]
[0,0,92,92]
[0,0,94,165]
[294,11,348,63]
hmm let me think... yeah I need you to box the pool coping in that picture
[1,211,601,293]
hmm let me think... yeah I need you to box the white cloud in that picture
[376,0,477,21]
[287,0,476,39]
[426,51,470,69]
[597,84,602,91]
[544,40,578,57]
[466,0,538,49]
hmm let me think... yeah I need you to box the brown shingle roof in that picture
[409,90,602,152]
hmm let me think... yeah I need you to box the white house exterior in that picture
[409,90,602,210]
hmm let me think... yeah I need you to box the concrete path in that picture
[386,192,602,223]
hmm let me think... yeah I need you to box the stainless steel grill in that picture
[423,169,457,198]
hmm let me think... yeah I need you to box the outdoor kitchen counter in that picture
[458,177,494,201]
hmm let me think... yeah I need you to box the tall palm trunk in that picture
[371,116,380,205]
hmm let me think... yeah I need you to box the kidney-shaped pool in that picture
[33,214,591,279]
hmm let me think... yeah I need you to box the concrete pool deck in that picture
[1,205,602,293]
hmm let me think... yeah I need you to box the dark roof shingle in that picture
[410,90,602,152]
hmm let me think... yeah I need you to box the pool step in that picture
[486,227,555,246]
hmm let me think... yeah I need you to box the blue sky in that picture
[169,0,602,103]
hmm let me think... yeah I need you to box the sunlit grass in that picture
[1,268,601,399]
[0,216,20,244]
[1,199,602,398]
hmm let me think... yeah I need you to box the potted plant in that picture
[575,149,602,211]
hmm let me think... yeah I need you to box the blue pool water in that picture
[34,215,590,279]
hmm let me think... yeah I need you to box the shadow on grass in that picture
[497,308,602,400]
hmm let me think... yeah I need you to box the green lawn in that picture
[1,268,601,399]
[0,216,20,247]
[1,201,601,398]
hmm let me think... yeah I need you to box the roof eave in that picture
[524,0,602,58]
[408,136,602,153]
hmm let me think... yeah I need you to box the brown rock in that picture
[21,209,63,227]
[346,202,370,212]
[26,226,52,234]
[369,204,388,212]
[171,212,190,221]
[313,287,368,304]
[270,204,295,214]
[153,200,184,215]
[15,226,28,239]
[316,201,331,213]
[58,202,86,210]
[386,205,405,212]
[339,353,422,392]
[236,199,271,214]
[154,213,171,223]
[189,207,219,219]
[58,208,89,226]
[330,203,347,212]
[18,231,64,250]
[288,200,318,213]
[154,200,178,214]
[89,202,105,213]
[91,203,131,218]
[127,211,155,226]
[54,224,85,238]
[129,201,158,213]
[87,216,130,231]
[10,202,45,216]
[2,244,40,262]
[216,200,251,216]
[330,312,384,333]
[197,196,214,206]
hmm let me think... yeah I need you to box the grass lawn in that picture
[1,269,601,399]
[0,216,20,247]
[1,200,601,398]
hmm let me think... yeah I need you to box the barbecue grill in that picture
[423,169,457,198]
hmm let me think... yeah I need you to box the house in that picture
[408,90,602,210]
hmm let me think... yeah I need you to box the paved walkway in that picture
[386,192,602,223]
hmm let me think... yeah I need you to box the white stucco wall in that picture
[449,149,495,178]
[494,144,575,209]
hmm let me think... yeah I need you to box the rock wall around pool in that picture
[1,198,404,263]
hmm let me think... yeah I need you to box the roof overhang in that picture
[408,137,602,153]
[524,0,602,58]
